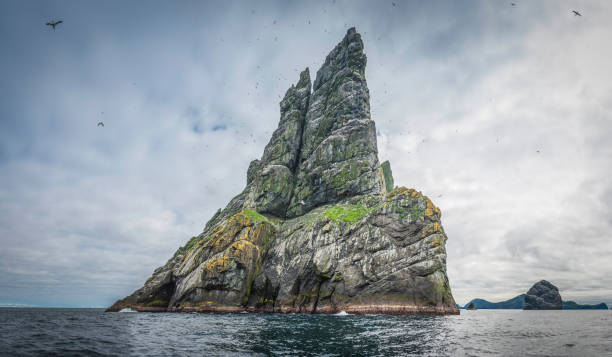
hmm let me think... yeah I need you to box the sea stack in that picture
[523,280,562,310]
[107,28,459,315]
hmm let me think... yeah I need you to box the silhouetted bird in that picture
[511,2,516,6]
[46,20,63,30]
[97,122,104,127]
[573,10,582,16]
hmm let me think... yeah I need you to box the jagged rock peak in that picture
[246,27,381,219]
[313,27,367,91]
[287,27,382,217]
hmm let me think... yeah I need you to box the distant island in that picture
[462,294,526,309]
[461,280,608,310]
[562,301,609,310]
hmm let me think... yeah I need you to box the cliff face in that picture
[108,28,458,315]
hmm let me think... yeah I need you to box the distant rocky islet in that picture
[461,280,609,310]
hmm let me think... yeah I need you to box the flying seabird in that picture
[572,10,582,16]
[46,20,63,30]
[97,122,104,127]
[299,200,305,205]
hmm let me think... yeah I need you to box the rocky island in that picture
[461,280,609,310]
[524,280,562,310]
[462,294,526,309]
[562,301,608,310]
[107,28,459,315]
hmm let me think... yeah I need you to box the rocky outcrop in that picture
[523,280,562,310]
[107,28,458,315]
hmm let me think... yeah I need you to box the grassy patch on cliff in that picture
[324,204,374,223]
[242,209,274,226]
[173,235,200,257]
[182,236,199,251]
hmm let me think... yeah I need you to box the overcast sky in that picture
[1,0,611,308]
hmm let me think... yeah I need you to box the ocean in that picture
[0,308,611,356]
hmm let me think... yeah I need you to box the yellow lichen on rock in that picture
[387,187,424,201]
[424,197,441,218]
[421,222,442,238]
[430,234,442,248]
[231,239,259,266]
[205,255,232,271]
[199,210,276,280]
[199,211,258,258]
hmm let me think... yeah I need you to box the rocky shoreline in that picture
[108,304,459,316]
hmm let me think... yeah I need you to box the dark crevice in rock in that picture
[290,68,311,175]
[311,281,323,313]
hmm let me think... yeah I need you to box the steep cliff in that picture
[108,28,458,315]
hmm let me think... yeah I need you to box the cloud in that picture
[1,0,611,307]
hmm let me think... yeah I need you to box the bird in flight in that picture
[511,2,516,6]
[572,10,582,16]
[97,122,104,127]
[46,20,63,30]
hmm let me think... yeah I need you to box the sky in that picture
[0,0,611,308]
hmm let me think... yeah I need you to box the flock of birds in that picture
[43,19,107,128]
[43,2,583,135]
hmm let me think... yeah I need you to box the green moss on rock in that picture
[242,209,273,226]
[380,161,394,193]
[146,299,169,307]
[324,204,375,223]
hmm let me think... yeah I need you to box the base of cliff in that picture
[106,303,459,315]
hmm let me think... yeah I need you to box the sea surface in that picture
[1,308,611,356]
